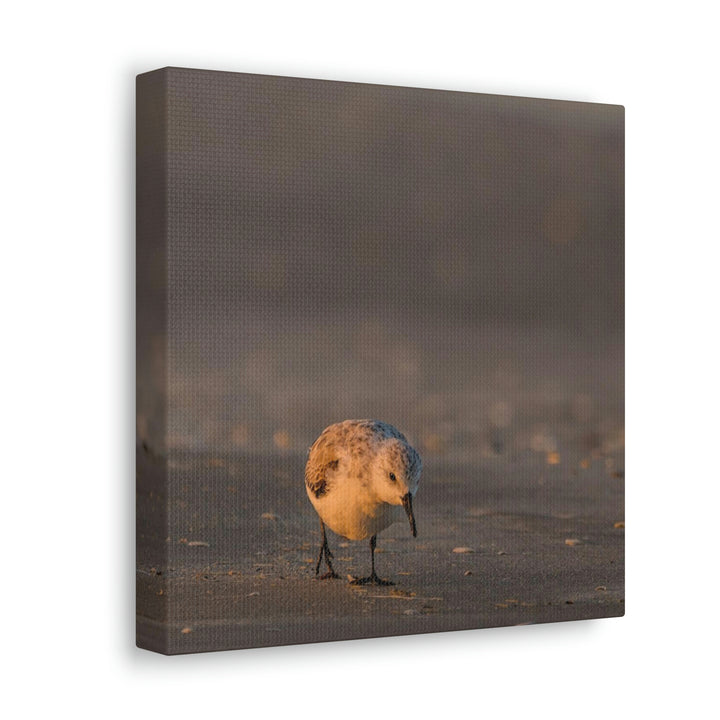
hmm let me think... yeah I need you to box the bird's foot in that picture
[349,573,394,586]
[315,539,336,576]
[317,570,340,580]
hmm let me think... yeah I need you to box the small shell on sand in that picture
[453,547,475,553]
[564,538,581,546]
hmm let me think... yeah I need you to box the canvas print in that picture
[136,67,624,654]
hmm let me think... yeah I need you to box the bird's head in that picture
[372,438,422,537]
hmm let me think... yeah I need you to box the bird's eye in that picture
[389,472,397,482]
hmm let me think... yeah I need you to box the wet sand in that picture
[137,444,624,654]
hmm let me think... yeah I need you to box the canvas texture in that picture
[136,67,624,654]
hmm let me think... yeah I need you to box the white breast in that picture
[308,483,401,541]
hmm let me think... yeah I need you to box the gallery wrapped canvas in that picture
[136,67,624,654]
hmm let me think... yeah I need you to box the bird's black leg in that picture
[315,519,339,579]
[349,535,394,586]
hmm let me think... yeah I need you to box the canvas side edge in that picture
[136,69,170,655]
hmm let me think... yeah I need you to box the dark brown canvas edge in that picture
[136,69,169,654]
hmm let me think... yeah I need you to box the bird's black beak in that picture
[401,492,417,537]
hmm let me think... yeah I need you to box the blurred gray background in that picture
[139,68,623,461]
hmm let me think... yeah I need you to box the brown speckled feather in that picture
[305,419,403,498]
[304,441,339,498]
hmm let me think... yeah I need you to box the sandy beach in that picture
[137,438,623,654]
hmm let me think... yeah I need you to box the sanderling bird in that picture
[305,419,422,585]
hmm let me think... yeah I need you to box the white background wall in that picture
[2,1,718,717]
